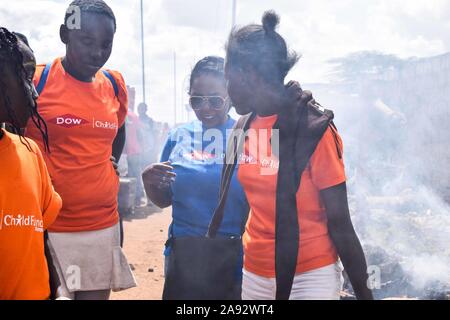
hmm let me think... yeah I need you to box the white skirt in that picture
[242,261,344,300]
[47,222,137,297]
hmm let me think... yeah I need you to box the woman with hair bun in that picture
[224,10,373,300]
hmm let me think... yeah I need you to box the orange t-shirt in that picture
[25,58,128,232]
[0,130,62,300]
[238,114,346,277]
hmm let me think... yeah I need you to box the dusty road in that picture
[111,206,171,300]
[108,206,420,300]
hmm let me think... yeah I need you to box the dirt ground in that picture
[110,206,171,300]
[108,205,422,300]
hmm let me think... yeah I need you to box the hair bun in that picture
[262,10,280,34]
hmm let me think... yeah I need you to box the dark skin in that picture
[57,12,122,299]
[59,12,125,174]
[137,103,148,118]
[142,74,230,208]
[321,182,373,300]
[225,66,283,116]
[142,160,175,208]
[190,74,229,128]
[111,124,125,175]
[225,64,374,300]
[60,12,114,82]
[0,35,63,298]
[0,39,37,131]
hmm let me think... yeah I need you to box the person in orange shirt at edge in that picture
[25,0,136,300]
[224,11,374,300]
[0,27,62,300]
[124,85,145,208]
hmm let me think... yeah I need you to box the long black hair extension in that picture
[0,27,50,152]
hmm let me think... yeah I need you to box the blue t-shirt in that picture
[161,116,249,257]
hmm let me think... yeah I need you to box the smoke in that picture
[307,51,450,298]
[350,178,450,297]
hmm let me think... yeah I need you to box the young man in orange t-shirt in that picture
[0,28,62,300]
[25,0,136,300]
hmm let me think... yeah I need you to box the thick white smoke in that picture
[306,51,450,299]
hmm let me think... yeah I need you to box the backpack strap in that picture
[35,64,119,98]
[36,63,52,95]
[102,69,119,97]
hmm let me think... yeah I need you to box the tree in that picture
[328,51,406,83]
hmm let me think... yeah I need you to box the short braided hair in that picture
[65,0,116,31]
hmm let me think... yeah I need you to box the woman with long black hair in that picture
[0,27,62,300]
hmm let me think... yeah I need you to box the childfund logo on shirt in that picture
[93,119,118,130]
[0,211,44,233]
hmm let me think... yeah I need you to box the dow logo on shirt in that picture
[50,114,90,128]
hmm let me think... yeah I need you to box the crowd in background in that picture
[122,85,171,207]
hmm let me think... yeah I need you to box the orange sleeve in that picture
[108,70,128,128]
[32,142,62,229]
[309,126,346,190]
[32,64,46,87]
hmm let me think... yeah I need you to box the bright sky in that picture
[1,0,449,124]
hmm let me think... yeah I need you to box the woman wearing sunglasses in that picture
[142,56,249,299]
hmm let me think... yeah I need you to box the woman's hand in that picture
[142,161,176,190]
[285,80,315,108]
[142,161,175,208]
